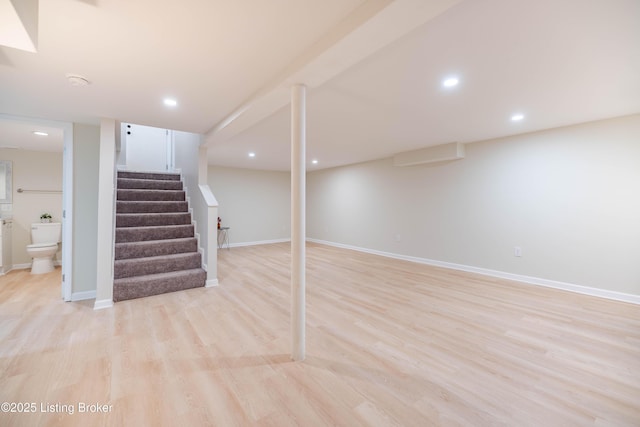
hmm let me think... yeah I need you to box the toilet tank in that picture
[31,222,62,244]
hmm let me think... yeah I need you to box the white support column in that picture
[94,118,117,310]
[291,84,306,361]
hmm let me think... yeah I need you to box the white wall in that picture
[307,114,640,296]
[174,131,205,249]
[208,166,291,245]
[174,131,201,201]
[73,123,100,294]
[174,131,218,284]
[0,149,63,266]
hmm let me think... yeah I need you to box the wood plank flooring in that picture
[1,242,639,426]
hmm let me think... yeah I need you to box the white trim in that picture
[11,263,32,270]
[93,299,114,310]
[229,238,291,248]
[199,250,206,271]
[307,238,640,305]
[95,119,117,304]
[62,122,73,302]
[205,278,219,287]
[186,192,206,269]
[11,261,61,270]
[71,290,96,301]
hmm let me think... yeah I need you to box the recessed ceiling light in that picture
[442,77,459,88]
[33,131,48,136]
[311,159,318,164]
[248,152,256,158]
[164,98,178,107]
[511,113,525,121]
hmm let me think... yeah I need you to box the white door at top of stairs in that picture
[124,123,173,172]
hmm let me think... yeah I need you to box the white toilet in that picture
[26,222,61,274]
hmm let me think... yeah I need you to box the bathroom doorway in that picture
[0,114,73,301]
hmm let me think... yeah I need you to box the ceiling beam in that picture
[204,0,462,146]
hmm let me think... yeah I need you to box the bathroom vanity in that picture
[0,219,12,274]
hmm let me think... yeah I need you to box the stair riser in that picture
[115,238,198,260]
[116,225,194,243]
[116,213,191,227]
[114,253,202,279]
[117,190,185,202]
[113,269,206,302]
[117,171,180,181]
[117,178,183,191]
[116,201,188,213]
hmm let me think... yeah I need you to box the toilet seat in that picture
[27,243,58,249]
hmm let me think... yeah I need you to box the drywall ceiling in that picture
[0,0,638,168]
[0,119,63,152]
[0,0,372,128]
[209,0,640,170]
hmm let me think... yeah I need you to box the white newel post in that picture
[291,84,306,361]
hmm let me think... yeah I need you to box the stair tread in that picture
[117,189,185,202]
[114,237,198,260]
[114,251,199,264]
[116,200,188,209]
[118,177,181,182]
[118,189,184,193]
[115,211,191,227]
[116,212,190,216]
[113,268,205,284]
[117,199,185,203]
[115,237,196,247]
[117,171,180,181]
[116,224,192,230]
[113,251,201,279]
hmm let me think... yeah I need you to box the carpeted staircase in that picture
[113,171,206,302]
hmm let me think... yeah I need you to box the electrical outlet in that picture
[514,246,522,257]
[395,234,401,242]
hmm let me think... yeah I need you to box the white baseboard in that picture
[205,278,219,287]
[307,238,640,305]
[10,260,62,271]
[94,299,114,310]
[71,290,96,302]
[11,263,32,270]
[229,238,291,248]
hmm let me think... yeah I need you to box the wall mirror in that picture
[0,160,13,204]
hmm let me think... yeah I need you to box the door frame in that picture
[61,122,73,301]
[0,114,73,300]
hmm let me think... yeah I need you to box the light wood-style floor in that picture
[1,242,639,426]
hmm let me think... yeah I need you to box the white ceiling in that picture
[1,0,639,170]
[0,119,63,151]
